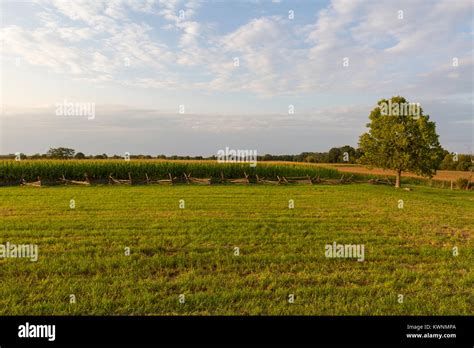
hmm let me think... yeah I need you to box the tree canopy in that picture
[46,147,75,159]
[358,96,444,188]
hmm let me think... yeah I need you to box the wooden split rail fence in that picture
[20,176,42,187]
[221,172,250,184]
[146,173,176,185]
[108,173,132,185]
[184,173,211,185]
[60,174,91,186]
[17,172,368,187]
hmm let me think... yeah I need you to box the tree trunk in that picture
[395,170,401,188]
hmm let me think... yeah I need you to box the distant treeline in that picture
[1,146,472,171]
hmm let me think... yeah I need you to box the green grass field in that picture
[0,184,472,315]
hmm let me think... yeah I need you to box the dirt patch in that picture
[323,165,472,182]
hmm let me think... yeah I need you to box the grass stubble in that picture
[0,183,472,315]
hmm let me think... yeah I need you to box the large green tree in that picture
[46,147,75,159]
[358,96,444,188]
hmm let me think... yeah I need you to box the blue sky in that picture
[0,0,472,156]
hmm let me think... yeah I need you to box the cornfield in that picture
[0,160,341,183]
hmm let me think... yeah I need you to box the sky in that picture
[0,0,473,156]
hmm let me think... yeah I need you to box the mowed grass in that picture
[0,184,472,315]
